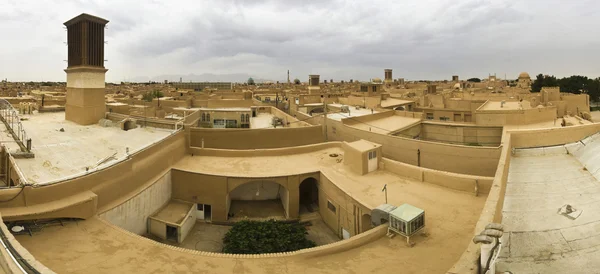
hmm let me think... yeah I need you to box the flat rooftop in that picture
[250,113,275,129]
[326,105,379,121]
[478,100,532,111]
[498,134,600,273]
[9,112,175,185]
[17,146,485,273]
[151,200,193,224]
[198,107,251,112]
[345,114,421,135]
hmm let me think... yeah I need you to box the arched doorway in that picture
[299,177,319,214]
[361,214,373,233]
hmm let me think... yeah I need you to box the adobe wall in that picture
[170,171,314,222]
[0,131,187,221]
[448,133,512,274]
[510,123,600,148]
[291,109,323,126]
[319,172,372,238]
[475,107,557,126]
[268,106,309,127]
[106,113,180,130]
[338,96,381,109]
[341,110,394,126]
[188,126,324,149]
[381,158,493,194]
[399,123,503,146]
[326,119,501,176]
[98,171,172,235]
[561,94,590,116]
[189,142,342,157]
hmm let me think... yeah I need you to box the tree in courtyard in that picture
[222,219,316,254]
[467,78,481,83]
[293,78,301,85]
[247,78,255,85]
[142,90,164,102]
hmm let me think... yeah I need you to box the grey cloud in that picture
[1,0,600,82]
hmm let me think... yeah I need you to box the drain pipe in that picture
[473,223,504,274]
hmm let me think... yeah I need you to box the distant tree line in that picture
[531,74,600,101]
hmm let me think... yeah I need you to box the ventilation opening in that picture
[166,225,177,242]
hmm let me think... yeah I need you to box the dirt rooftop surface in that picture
[10,148,493,273]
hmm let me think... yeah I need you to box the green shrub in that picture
[142,90,164,102]
[222,219,316,254]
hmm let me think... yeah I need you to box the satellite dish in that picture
[11,226,24,233]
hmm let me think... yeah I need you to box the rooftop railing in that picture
[0,99,32,155]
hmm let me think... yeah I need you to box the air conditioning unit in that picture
[387,203,425,246]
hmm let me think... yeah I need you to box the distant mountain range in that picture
[127,73,274,83]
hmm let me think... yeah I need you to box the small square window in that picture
[327,201,336,214]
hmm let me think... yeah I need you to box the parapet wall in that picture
[448,132,512,274]
[327,118,501,176]
[510,123,600,148]
[189,142,342,157]
[341,110,395,126]
[189,126,324,149]
[382,158,493,194]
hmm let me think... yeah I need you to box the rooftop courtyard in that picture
[14,145,486,273]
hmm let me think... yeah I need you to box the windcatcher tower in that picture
[64,13,109,125]
[384,69,393,85]
[308,75,320,94]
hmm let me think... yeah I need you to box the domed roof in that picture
[372,78,383,83]
[518,72,530,79]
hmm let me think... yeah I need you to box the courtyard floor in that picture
[146,214,340,253]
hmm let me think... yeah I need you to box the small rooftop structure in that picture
[388,203,426,245]
[148,200,195,243]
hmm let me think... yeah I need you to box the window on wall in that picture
[372,86,377,92]
[201,113,206,122]
[240,114,245,122]
[439,116,450,121]
[360,86,368,92]
[368,150,377,160]
[206,113,211,122]
[245,114,250,122]
[327,201,336,214]
[426,113,434,120]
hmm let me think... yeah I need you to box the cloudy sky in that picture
[1,0,599,82]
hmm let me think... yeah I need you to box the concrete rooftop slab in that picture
[13,112,175,185]
[498,138,600,273]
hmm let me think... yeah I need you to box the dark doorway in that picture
[205,204,212,221]
[299,178,319,214]
[166,225,177,242]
